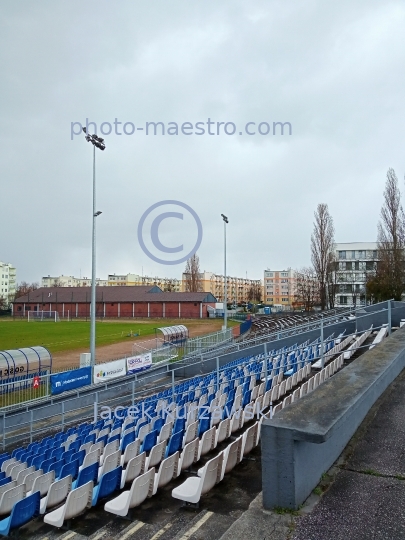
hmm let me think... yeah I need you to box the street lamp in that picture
[221,214,228,330]
[83,127,105,367]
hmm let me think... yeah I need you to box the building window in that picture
[339,251,346,259]
[351,250,356,259]
[339,296,347,305]
[373,250,377,258]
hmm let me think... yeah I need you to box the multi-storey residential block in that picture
[334,242,378,306]
[41,273,181,292]
[0,262,16,304]
[182,271,262,305]
[264,268,296,309]
[108,274,181,292]
[42,275,108,287]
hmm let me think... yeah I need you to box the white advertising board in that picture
[126,352,152,374]
[93,358,127,384]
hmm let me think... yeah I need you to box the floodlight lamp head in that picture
[221,214,229,223]
[94,211,102,217]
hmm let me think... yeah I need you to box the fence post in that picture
[320,317,325,369]
[172,369,175,400]
[216,357,220,393]
[388,299,392,335]
[29,410,33,444]
[61,400,65,430]
[264,343,268,385]
[2,414,5,451]
[132,380,135,406]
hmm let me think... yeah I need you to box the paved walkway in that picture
[221,366,405,540]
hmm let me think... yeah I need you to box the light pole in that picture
[83,127,105,367]
[221,214,228,330]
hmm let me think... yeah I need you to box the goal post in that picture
[27,310,60,322]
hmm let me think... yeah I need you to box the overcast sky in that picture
[1,0,404,284]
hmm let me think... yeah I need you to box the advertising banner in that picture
[126,352,152,374]
[50,367,92,395]
[93,359,127,384]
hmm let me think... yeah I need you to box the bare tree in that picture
[163,278,178,292]
[52,278,64,287]
[326,253,339,309]
[294,267,320,311]
[184,254,202,292]
[0,295,9,314]
[247,282,262,303]
[311,203,335,310]
[13,281,39,300]
[371,168,405,301]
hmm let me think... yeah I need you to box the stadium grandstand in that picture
[0,307,390,538]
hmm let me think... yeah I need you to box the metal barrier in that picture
[1,300,402,450]
[180,328,233,358]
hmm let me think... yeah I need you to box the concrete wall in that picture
[261,326,405,510]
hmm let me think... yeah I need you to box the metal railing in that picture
[0,319,389,451]
[180,328,233,358]
[0,300,401,449]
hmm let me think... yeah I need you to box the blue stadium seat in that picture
[41,457,56,473]
[165,430,184,458]
[0,477,11,488]
[120,431,135,453]
[73,462,98,490]
[92,466,122,506]
[48,458,64,479]
[84,433,96,445]
[59,458,79,481]
[140,430,158,453]
[51,447,64,461]
[0,491,40,537]
[61,449,75,464]
[73,449,86,467]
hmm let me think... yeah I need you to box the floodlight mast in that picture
[221,214,228,330]
[83,127,105,367]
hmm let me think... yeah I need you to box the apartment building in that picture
[42,275,108,287]
[42,273,181,292]
[334,242,378,306]
[264,268,296,309]
[182,271,262,305]
[0,262,16,304]
[108,273,181,292]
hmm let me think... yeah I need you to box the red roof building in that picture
[12,286,217,319]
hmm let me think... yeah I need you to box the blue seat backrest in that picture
[69,440,81,453]
[76,462,98,489]
[198,415,211,437]
[141,430,158,453]
[41,457,56,473]
[173,418,185,434]
[62,449,75,464]
[166,430,183,457]
[72,449,86,467]
[32,452,47,469]
[108,434,120,445]
[0,477,11,487]
[153,418,164,433]
[51,447,64,461]
[84,433,96,445]
[97,466,122,500]
[59,458,79,480]
[120,430,135,452]
[7,490,40,531]
[49,459,64,478]
[96,434,108,447]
